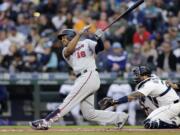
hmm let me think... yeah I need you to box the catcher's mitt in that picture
[98,97,117,110]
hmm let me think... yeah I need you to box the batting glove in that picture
[98,97,118,110]
[95,29,104,39]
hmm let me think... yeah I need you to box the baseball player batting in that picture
[99,66,180,129]
[29,0,145,130]
[29,25,128,130]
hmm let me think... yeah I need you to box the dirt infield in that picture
[0,127,180,133]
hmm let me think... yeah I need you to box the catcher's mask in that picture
[132,66,151,84]
[57,29,76,41]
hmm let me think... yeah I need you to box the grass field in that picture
[0,125,180,135]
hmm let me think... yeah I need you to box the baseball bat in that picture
[102,0,144,31]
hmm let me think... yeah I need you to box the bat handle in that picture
[102,26,109,32]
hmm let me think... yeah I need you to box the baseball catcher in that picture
[99,66,180,129]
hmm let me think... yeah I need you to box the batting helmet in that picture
[132,66,151,84]
[57,29,76,40]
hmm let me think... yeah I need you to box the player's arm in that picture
[99,91,145,110]
[127,91,145,101]
[166,81,180,92]
[63,32,82,57]
[64,25,91,57]
[95,38,104,54]
[94,29,104,54]
[114,91,145,105]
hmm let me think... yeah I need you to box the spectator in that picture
[73,12,87,32]
[141,41,158,70]
[96,39,111,72]
[96,12,108,30]
[64,13,74,29]
[36,0,57,18]
[21,41,37,72]
[106,42,128,75]
[142,0,163,32]
[157,41,177,75]
[0,28,12,56]
[7,26,26,48]
[51,7,67,30]
[168,27,179,50]
[73,11,96,33]
[99,0,114,17]
[16,13,31,36]
[173,37,180,72]
[108,5,128,44]
[133,23,151,46]
[28,26,41,47]
[127,7,145,25]
[127,43,146,71]
[1,44,20,72]
[37,14,55,34]
[40,43,58,72]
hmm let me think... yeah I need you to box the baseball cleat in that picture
[29,119,50,130]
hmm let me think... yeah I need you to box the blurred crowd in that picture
[0,0,179,76]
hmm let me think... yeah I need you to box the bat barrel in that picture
[102,0,144,31]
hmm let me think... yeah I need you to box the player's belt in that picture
[76,69,98,78]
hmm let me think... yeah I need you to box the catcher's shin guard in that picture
[144,119,179,129]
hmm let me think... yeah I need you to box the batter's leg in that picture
[44,71,101,124]
[80,93,128,127]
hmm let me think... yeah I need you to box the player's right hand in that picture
[95,29,104,38]
[98,97,117,110]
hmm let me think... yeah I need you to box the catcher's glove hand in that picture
[98,97,118,110]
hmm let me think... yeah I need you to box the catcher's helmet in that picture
[132,66,151,84]
[57,29,76,40]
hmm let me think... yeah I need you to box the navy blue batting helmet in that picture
[57,29,76,40]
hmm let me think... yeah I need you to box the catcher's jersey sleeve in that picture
[136,76,180,107]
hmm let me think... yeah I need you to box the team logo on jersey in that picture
[75,44,84,51]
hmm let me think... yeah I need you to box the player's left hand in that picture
[95,29,104,38]
[98,97,117,110]
[79,25,91,35]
